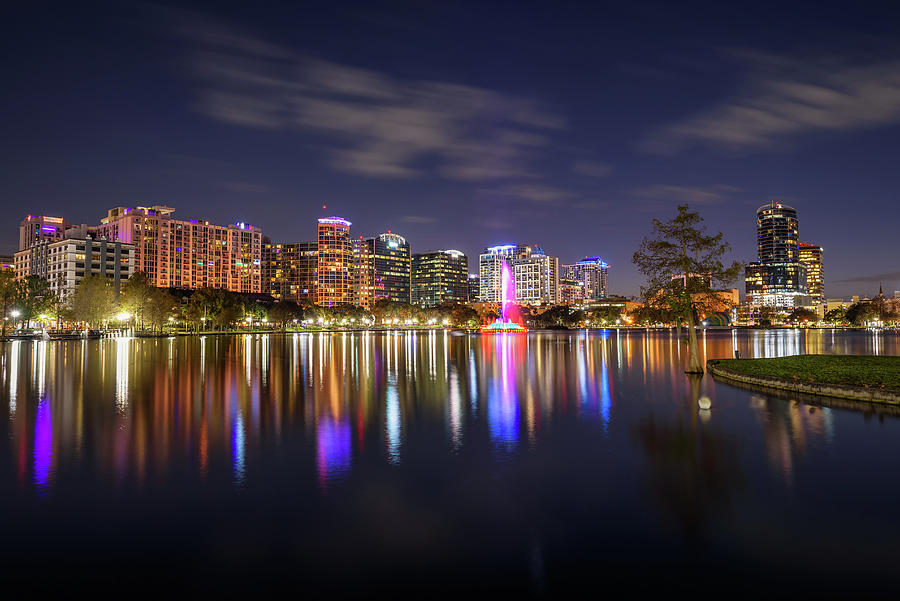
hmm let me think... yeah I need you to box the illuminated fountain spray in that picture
[481,258,527,333]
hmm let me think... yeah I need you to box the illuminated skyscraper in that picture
[513,247,559,305]
[798,243,824,305]
[745,202,808,307]
[561,256,609,304]
[98,206,262,293]
[19,215,72,251]
[263,240,317,303]
[316,216,352,307]
[353,232,411,309]
[412,249,468,306]
[478,244,531,303]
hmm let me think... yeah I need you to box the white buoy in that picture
[698,396,712,410]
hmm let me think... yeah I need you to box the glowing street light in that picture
[116,312,131,321]
[10,310,21,318]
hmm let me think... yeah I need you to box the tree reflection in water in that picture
[636,375,743,544]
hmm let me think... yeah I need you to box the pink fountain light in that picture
[481,259,527,333]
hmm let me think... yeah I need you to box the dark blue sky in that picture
[3,0,900,297]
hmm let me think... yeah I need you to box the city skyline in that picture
[4,2,900,299]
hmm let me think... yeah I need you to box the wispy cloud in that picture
[179,20,565,181]
[491,183,574,204]
[629,184,739,204]
[835,271,900,284]
[573,160,613,178]
[221,181,271,194]
[644,53,900,153]
[399,215,437,224]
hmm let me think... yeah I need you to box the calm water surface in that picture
[2,329,900,595]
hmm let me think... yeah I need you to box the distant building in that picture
[478,244,531,303]
[466,273,479,303]
[98,206,262,293]
[798,243,824,305]
[352,232,411,309]
[316,216,353,307]
[745,202,809,308]
[557,276,583,306]
[19,215,72,251]
[263,240,317,303]
[562,256,609,302]
[15,235,134,298]
[412,249,468,306]
[513,247,559,305]
[0,255,13,271]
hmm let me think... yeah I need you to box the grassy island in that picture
[709,355,900,404]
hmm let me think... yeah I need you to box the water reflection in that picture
[0,329,898,496]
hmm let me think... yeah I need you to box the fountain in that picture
[480,259,527,333]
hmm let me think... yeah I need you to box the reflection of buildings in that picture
[750,394,833,484]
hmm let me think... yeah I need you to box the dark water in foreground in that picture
[2,329,900,595]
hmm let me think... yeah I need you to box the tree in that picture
[449,304,479,327]
[787,307,818,325]
[145,287,177,332]
[633,204,742,374]
[268,301,302,331]
[823,307,847,325]
[70,275,116,329]
[19,276,52,327]
[845,302,875,326]
[0,270,20,340]
[120,272,155,331]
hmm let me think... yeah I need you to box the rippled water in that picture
[2,329,899,595]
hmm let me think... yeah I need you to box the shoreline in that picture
[708,357,900,405]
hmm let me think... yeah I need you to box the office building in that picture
[798,243,824,305]
[744,202,809,307]
[19,215,72,251]
[467,274,479,303]
[562,256,609,302]
[513,248,559,305]
[558,276,583,306]
[479,244,531,303]
[263,240,317,303]
[353,232,411,309]
[412,249,468,306]
[316,216,353,307]
[98,206,263,293]
[14,235,134,297]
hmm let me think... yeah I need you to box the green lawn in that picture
[713,355,900,392]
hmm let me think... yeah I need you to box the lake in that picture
[2,329,899,595]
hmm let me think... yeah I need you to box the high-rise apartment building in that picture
[513,248,559,305]
[15,235,134,297]
[467,274,480,303]
[745,202,809,307]
[97,206,262,293]
[19,215,72,251]
[798,243,824,305]
[263,240,317,303]
[561,256,609,302]
[479,244,531,303]
[411,249,468,306]
[316,216,353,307]
[353,232,411,309]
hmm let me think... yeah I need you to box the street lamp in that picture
[10,310,21,318]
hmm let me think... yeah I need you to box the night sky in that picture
[3,1,899,297]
